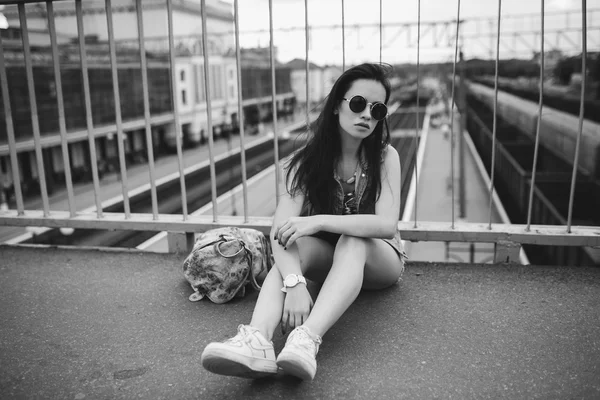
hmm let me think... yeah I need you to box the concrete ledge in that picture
[1,245,599,399]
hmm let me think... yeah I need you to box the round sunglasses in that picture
[342,95,388,121]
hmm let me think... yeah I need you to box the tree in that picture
[553,58,575,85]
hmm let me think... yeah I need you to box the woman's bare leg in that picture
[249,236,334,341]
[302,235,404,337]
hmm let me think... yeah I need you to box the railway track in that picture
[466,95,600,266]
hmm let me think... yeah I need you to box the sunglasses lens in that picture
[349,96,367,113]
[371,103,388,120]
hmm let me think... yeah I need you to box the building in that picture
[286,58,342,109]
[239,47,295,127]
[0,0,239,199]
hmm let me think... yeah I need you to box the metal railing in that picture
[0,0,599,264]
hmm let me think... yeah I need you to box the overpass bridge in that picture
[1,1,599,398]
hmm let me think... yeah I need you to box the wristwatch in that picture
[281,274,307,292]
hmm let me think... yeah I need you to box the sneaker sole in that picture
[276,350,316,381]
[201,346,278,379]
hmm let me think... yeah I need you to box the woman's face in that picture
[336,79,387,141]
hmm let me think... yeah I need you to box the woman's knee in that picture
[336,234,369,256]
[294,236,335,281]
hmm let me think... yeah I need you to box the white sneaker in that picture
[201,324,278,379]
[276,326,322,381]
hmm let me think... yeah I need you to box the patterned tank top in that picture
[342,190,358,215]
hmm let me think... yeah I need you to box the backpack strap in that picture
[215,235,262,291]
[248,256,262,291]
[214,234,246,258]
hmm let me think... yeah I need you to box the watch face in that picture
[284,275,299,286]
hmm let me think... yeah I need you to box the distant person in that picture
[201,63,407,381]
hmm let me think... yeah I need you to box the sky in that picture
[226,0,599,65]
[0,1,597,65]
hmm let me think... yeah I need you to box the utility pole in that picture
[458,49,467,219]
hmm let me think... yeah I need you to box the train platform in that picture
[403,105,521,263]
[1,244,599,399]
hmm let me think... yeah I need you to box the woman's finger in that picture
[275,224,285,244]
[281,312,289,335]
[278,220,292,242]
[272,225,280,241]
[285,231,301,248]
[281,226,296,248]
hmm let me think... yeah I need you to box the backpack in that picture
[182,227,274,304]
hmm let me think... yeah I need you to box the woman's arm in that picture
[270,163,306,277]
[276,145,402,247]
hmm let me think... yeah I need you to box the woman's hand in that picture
[273,216,322,248]
[281,284,313,334]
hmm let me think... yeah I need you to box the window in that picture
[180,70,185,81]
[195,64,205,103]
[182,90,187,105]
[210,65,224,100]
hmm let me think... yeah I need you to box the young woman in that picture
[201,62,407,381]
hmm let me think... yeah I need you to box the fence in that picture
[0,0,599,264]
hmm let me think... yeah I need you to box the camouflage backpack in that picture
[182,227,274,304]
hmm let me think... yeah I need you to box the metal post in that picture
[458,50,466,219]
[494,240,521,264]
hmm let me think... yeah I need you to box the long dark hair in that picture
[285,63,392,214]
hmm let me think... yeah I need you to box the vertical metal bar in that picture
[200,0,217,220]
[18,3,50,216]
[166,0,189,219]
[413,0,421,228]
[305,0,310,127]
[379,0,383,64]
[449,0,461,229]
[135,0,159,220]
[566,0,587,233]
[342,0,345,71]
[0,35,25,214]
[458,50,466,219]
[489,20,494,59]
[488,0,502,229]
[526,0,544,231]
[268,0,281,201]
[234,0,249,221]
[105,0,130,218]
[75,0,103,218]
[47,1,76,217]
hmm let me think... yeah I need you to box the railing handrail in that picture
[1,210,599,247]
[1,0,597,266]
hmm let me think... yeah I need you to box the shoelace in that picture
[226,325,253,345]
[288,327,322,354]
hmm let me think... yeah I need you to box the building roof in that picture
[285,58,323,70]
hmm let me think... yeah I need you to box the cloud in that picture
[547,0,575,10]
